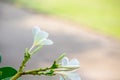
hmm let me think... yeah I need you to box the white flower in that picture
[60,57,80,69]
[32,26,53,46]
[56,71,81,80]
[55,57,80,80]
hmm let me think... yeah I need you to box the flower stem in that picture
[29,45,35,52]
[31,45,43,55]
[18,58,28,72]
[11,67,52,80]
[10,72,22,80]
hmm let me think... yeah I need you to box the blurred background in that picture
[0,0,120,80]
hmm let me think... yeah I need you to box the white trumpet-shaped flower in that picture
[32,26,53,46]
[55,71,81,80]
[55,57,80,80]
[60,57,80,69]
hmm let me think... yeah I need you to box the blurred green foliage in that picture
[13,0,120,38]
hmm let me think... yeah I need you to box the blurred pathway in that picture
[0,2,120,80]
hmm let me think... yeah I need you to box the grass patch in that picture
[13,0,120,38]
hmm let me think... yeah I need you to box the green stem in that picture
[19,56,30,72]
[10,72,22,80]
[10,47,62,80]
[10,58,30,80]
[19,48,31,72]
[11,68,50,80]
[23,67,50,75]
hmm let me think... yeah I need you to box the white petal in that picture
[69,58,80,66]
[32,26,40,36]
[41,39,53,45]
[59,75,65,80]
[34,31,49,45]
[35,31,48,41]
[67,73,81,80]
[61,57,69,66]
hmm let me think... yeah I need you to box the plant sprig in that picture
[10,26,80,80]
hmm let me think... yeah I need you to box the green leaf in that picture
[0,67,17,79]
[0,71,2,76]
[2,77,21,80]
[1,77,11,80]
[25,48,31,59]
[56,53,66,62]
[51,61,59,69]
[45,69,54,76]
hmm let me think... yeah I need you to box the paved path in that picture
[0,2,120,80]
